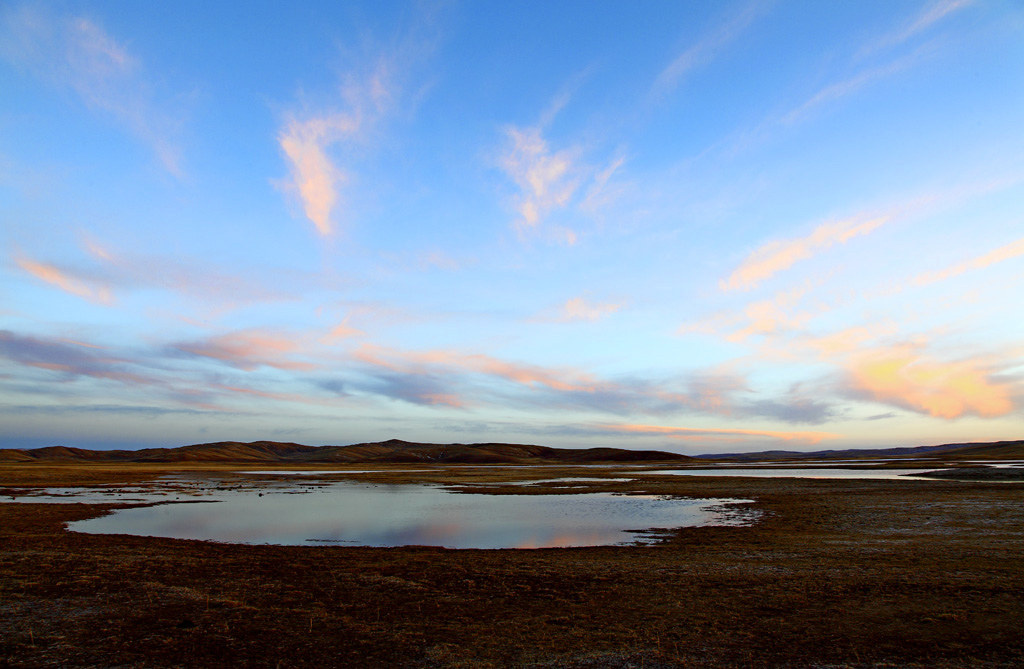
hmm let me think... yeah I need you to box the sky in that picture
[1,0,1023,454]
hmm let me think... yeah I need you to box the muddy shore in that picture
[2,464,1023,668]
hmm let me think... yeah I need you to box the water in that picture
[57,480,755,548]
[490,477,635,487]
[239,470,428,475]
[2,482,206,504]
[641,468,936,479]
[959,461,1024,468]
[696,460,889,466]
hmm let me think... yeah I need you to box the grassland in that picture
[2,463,1023,668]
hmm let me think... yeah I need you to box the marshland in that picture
[3,443,1023,668]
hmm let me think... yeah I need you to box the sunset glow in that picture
[2,1,1022,452]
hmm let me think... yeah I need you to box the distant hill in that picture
[5,438,1019,466]
[0,439,692,465]
[697,440,1024,461]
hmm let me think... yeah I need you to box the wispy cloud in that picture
[0,5,186,174]
[762,320,1021,420]
[781,0,975,126]
[419,250,465,271]
[691,179,1024,340]
[740,394,839,424]
[723,283,821,341]
[914,235,1024,287]
[277,27,431,237]
[205,382,344,409]
[592,422,839,445]
[719,2,967,156]
[350,343,833,424]
[0,329,352,413]
[358,370,467,408]
[842,344,1015,419]
[94,242,292,307]
[500,125,581,235]
[354,344,600,394]
[795,325,899,359]
[651,0,771,98]
[859,0,976,57]
[579,155,626,214]
[721,215,889,291]
[781,53,925,126]
[171,330,314,371]
[13,238,293,311]
[0,329,155,386]
[15,254,113,304]
[497,81,629,244]
[320,318,365,345]
[278,113,362,236]
[558,297,622,322]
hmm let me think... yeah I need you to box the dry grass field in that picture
[2,464,1023,668]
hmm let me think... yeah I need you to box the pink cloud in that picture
[320,318,365,345]
[278,114,359,235]
[594,422,839,444]
[419,393,465,408]
[501,126,580,233]
[16,255,113,304]
[721,215,889,291]
[914,236,1024,287]
[79,235,293,307]
[349,344,796,420]
[210,383,341,408]
[174,330,314,371]
[844,345,1014,419]
[277,53,406,236]
[724,284,820,341]
[354,344,600,393]
[559,297,622,322]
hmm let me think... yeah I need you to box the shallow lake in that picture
[641,467,936,479]
[63,481,755,549]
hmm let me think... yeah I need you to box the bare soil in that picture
[1,464,1023,668]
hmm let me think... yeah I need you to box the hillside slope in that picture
[0,439,691,465]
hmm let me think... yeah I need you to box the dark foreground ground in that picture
[1,464,1023,668]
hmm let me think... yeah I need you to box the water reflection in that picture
[641,468,935,479]
[239,470,428,475]
[65,481,755,548]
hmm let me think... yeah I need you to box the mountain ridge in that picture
[0,439,692,465]
[3,438,1020,465]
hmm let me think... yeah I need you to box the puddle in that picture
[56,480,755,548]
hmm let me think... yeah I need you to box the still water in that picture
[64,481,755,549]
[641,468,935,479]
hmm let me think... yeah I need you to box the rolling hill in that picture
[0,439,692,465]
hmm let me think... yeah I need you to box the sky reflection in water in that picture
[65,481,753,548]
[643,468,935,479]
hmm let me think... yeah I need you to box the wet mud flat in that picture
[1,464,1023,668]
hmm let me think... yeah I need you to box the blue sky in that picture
[2,0,1022,453]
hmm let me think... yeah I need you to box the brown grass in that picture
[1,464,1023,668]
